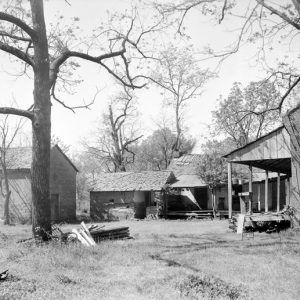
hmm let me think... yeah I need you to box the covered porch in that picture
[224,126,291,218]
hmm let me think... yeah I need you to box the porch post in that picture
[277,173,280,212]
[228,162,232,219]
[249,165,253,214]
[257,184,261,212]
[286,177,291,206]
[265,170,269,212]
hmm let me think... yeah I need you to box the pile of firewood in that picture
[88,225,130,243]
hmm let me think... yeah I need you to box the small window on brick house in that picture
[109,199,114,204]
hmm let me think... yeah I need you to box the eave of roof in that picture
[53,144,79,172]
[223,126,285,158]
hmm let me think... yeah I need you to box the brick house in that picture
[0,145,78,223]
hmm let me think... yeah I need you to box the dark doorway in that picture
[195,187,208,209]
[51,194,60,222]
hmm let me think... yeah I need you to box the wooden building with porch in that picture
[89,171,175,220]
[224,125,292,218]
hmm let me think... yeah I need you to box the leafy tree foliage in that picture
[213,81,281,147]
[0,0,160,239]
[134,127,195,171]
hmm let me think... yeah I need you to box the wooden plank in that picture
[79,229,95,246]
[265,170,269,212]
[257,183,261,212]
[246,214,289,222]
[277,173,280,212]
[228,162,232,219]
[249,166,253,214]
[72,229,90,246]
[238,192,250,197]
[236,214,245,234]
[81,222,96,246]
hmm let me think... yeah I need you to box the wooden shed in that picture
[89,171,175,220]
[0,145,78,223]
[224,125,292,218]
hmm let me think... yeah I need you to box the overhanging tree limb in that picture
[0,12,37,40]
[256,0,300,30]
[0,41,34,67]
[0,107,34,120]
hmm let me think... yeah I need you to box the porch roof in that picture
[224,126,291,175]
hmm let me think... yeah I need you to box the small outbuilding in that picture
[89,170,175,220]
[0,145,78,223]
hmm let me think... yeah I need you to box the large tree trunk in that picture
[30,0,52,240]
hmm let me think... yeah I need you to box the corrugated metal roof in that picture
[90,171,175,192]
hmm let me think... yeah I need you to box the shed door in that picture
[51,194,60,222]
[195,187,208,209]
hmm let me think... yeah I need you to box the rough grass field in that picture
[0,220,299,299]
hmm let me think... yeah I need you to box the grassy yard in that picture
[0,220,299,299]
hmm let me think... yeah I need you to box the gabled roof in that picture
[168,154,202,177]
[223,126,286,159]
[223,126,291,175]
[2,145,78,172]
[52,145,78,172]
[90,170,175,192]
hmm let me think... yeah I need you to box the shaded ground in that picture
[0,220,299,299]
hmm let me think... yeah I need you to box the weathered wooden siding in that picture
[0,170,32,223]
[284,107,300,220]
[228,127,290,162]
[50,147,77,222]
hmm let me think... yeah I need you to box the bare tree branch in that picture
[0,41,34,67]
[0,107,33,120]
[0,12,37,40]
[256,0,300,30]
[0,30,32,42]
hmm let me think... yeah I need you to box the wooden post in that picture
[286,178,291,206]
[249,165,253,214]
[277,173,280,212]
[257,184,261,212]
[228,162,232,219]
[265,170,269,213]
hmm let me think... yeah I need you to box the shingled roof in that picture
[2,145,78,172]
[5,147,32,169]
[168,154,203,176]
[168,154,206,188]
[90,170,175,192]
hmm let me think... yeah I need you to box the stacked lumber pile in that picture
[88,225,130,243]
[229,212,291,234]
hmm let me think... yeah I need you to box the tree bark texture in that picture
[30,0,52,239]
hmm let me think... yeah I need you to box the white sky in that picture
[0,0,299,153]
